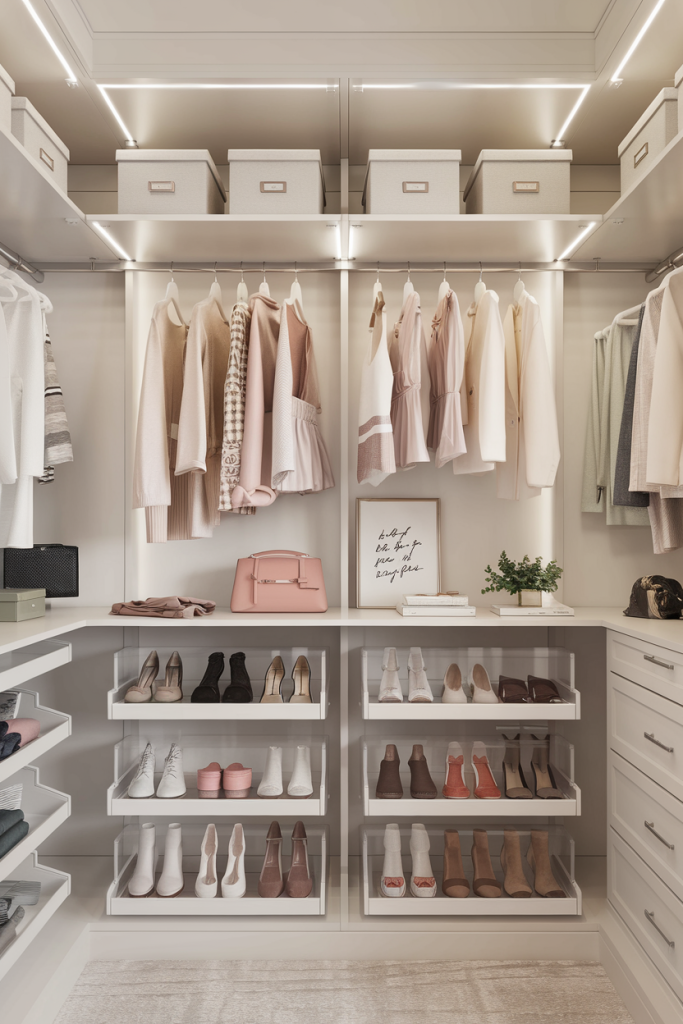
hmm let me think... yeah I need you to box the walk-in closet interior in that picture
[3,1,683,1021]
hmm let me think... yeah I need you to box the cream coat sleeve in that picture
[646,271,683,487]
[175,306,207,475]
[0,302,16,485]
[477,291,507,464]
[133,312,171,510]
[520,295,560,489]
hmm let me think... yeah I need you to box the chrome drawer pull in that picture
[644,654,675,671]
[644,732,675,753]
[644,910,675,949]
[644,821,675,850]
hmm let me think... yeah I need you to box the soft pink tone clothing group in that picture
[110,596,216,618]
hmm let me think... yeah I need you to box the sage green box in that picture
[0,588,46,621]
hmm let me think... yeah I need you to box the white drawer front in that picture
[609,829,683,1003]
[608,673,683,802]
[608,631,683,705]
[609,754,683,903]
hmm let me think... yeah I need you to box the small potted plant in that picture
[481,551,563,607]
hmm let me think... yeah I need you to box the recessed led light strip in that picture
[611,0,667,82]
[100,83,335,89]
[20,0,78,84]
[556,223,597,262]
[91,222,133,262]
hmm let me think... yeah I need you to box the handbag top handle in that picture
[251,549,309,558]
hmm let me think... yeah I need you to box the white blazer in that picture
[497,289,560,500]
[646,268,683,487]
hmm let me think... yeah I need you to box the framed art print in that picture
[356,498,441,609]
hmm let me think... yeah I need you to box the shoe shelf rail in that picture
[361,647,579,720]
[0,689,71,787]
[110,646,328,720]
[363,734,580,818]
[0,641,71,695]
[107,822,327,916]
[0,853,71,984]
[108,734,328,817]
[0,766,70,884]
[362,825,581,916]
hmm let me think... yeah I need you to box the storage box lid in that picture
[0,62,15,94]
[228,149,322,163]
[463,148,573,201]
[115,148,226,200]
[367,149,461,162]
[676,63,683,88]
[11,97,69,160]
[618,88,678,156]
[0,588,46,602]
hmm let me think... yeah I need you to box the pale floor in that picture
[54,959,634,1024]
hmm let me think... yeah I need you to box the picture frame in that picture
[356,498,441,609]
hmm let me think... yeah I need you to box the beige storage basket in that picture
[116,149,226,215]
[11,96,69,193]
[363,149,461,214]
[228,149,325,214]
[464,150,572,214]
[0,62,14,135]
[618,88,678,194]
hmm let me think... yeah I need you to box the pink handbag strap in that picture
[249,553,319,605]
[251,549,309,558]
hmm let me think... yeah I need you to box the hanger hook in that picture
[407,261,411,282]
[263,261,266,282]
[376,262,380,282]
[518,261,522,280]
[240,261,244,283]
[479,261,483,282]
[214,261,218,282]
[443,261,447,282]
[294,261,298,282]
[170,261,174,281]
[594,258,600,273]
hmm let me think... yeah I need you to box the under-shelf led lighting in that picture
[556,222,597,262]
[92,222,133,261]
[97,85,136,144]
[611,0,667,82]
[100,83,334,90]
[20,0,78,84]
[551,86,590,147]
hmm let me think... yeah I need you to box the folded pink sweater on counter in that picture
[110,597,216,618]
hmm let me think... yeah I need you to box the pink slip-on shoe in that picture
[197,762,223,798]
[223,762,252,799]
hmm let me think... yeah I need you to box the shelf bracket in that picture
[0,240,44,284]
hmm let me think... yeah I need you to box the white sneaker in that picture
[128,822,156,897]
[470,664,500,704]
[156,743,187,798]
[287,745,313,798]
[258,746,283,797]
[222,823,246,898]
[127,742,156,798]
[156,823,184,897]
[380,823,405,898]
[378,647,403,703]
[410,823,437,897]
[195,823,218,898]
[408,648,433,703]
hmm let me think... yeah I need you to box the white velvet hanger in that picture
[164,264,185,326]
[373,264,382,301]
[615,303,643,326]
[236,263,249,304]
[209,262,223,304]
[403,263,414,304]
[259,263,270,297]
[437,263,450,303]
[513,264,525,303]
[473,263,486,304]
[0,270,18,301]
[289,262,303,309]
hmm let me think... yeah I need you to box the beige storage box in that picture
[11,97,69,193]
[0,588,46,622]
[618,88,678,194]
[0,62,14,135]
[675,64,683,133]
[363,149,461,214]
[464,149,572,214]
[228,149,325,214]
[116,149,226,215]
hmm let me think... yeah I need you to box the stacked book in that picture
[396,594,476,617]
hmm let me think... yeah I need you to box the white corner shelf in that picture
[84,213,342,263]
[362,736,579,817]
[0,640,71,694]
[107,734,327,817]
[0,853,70,983]
[0,767,70,883]
[110,645,328,721]
[0,689,71,786]
[361,646,579,720]
[107,823,326,916]
[362,826,581,916]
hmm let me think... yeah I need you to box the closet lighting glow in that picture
[97,85,136,143]
[100,83,334,90]
[92,223,133,261]
[20,0,78,84]
[551,86,590,147]
[611,0,667,82]
[556,222,597,262]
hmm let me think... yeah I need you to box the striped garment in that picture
[38,324,73,485]
[357,290,396,485]
[219,301,255,514]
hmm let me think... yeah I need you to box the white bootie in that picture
[287,745,313,797]
[380,823,405,898]
[127,742,156,798]
[195,823,218,898]
[258,746,283,797]
[378,647,403,703]
[222,823,246,898]
[470,664,500,704]
[128,822,156,897]
[156,743,187,798]
[408,648,433,703]
[156,823,184,897]
[410,823,437,898]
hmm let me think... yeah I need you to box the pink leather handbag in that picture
[230,550,328,613]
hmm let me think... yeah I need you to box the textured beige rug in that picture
[55,959,634,1024]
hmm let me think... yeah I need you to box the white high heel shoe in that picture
[156,743,187,798]
[258,746,284,797]
[156,823,184,897]
[380,823,406,898]
[409,823,437,898]
[222,823,246,898]
[195,823,218,898]
[378,647,403,703]
[127,742,156,798]
[128,822,157,897]
[470,664,500,704]
[442,664,467,704]
[408,648,433,703]
[287,745,313,797]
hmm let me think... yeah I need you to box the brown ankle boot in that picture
[442,830,470,898]
[527,830,566,898]
[501,828,532,897]
[375,744,403,799]
[471,829,501,898]
[408,744,437,799]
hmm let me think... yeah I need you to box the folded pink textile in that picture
[5,718,40,746]
[110,597,216,619]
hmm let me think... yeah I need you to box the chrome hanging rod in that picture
[0,241,44,283]
[645,245,683,284]
[34,260,653,275]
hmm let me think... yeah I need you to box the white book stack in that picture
[396,594,476,617]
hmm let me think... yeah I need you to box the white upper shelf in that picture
[0,125,117,263]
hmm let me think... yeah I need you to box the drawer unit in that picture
[608,630,683,706]
[228,149,324,214]
[608,672,683,802]
[117,149,226,215]
[11,97,69,193]
[609,753,683,904]
[363,150,461,214]
[609,828,683,1004]
[618,88,678,194]
[0,62,14,134]
[463,149,572,214]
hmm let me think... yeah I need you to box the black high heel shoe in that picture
[190,652,224,703]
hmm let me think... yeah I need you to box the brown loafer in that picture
[499,675,529,703]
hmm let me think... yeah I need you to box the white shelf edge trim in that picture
[0,854,71,983]
[0,641,71,694]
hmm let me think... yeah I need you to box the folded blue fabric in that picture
[0,820,29,859]
[0,809,24,836]
[0,734,21,761]
[0,722,7,740]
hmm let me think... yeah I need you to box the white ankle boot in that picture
[380,823,405,898]
[378,647,403,703]
[410,823,437,898]
[408,648,433,703]
[222,823,246,898]
[128,822,156,897]
[127,742,156,798]
[156,823,184,897]
[195,823,218,898]
[258,746,283,797]
[156,743,187,798]
[287,745,313,797]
